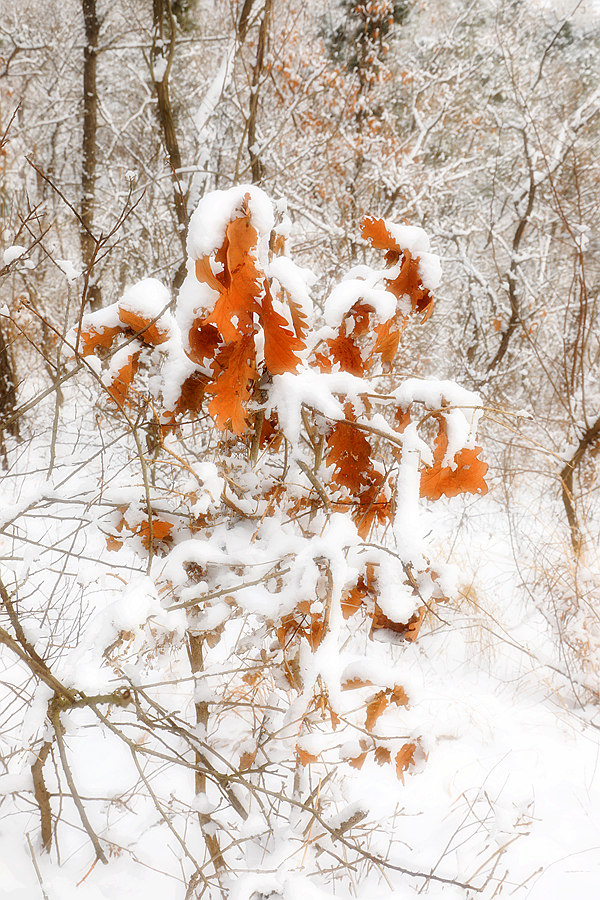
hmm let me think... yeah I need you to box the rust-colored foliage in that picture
[327,333,364,375]
[395,742,417,782]
[118,308,169,345]
[361,216,433,320]
[365,691,389,730]
[371,602,425,641]
[107,352,141,405]
[420,417,489,500]
[260,288,304,375]
[206,335,257,434]
[79,325,120,356]
[296,746,319,766]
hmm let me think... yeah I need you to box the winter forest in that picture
[1,0,600,897]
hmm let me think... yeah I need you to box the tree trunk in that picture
[81,0,101,310]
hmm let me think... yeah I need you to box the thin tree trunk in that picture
[187,633,225,871]
[151,0,189,288]
[247,0,271,184]
[81,0,101,310]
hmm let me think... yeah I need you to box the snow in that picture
[3,183,600,900]
[55,258,82,282]
[3,244,27,264]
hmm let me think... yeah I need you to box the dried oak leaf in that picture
[365,691,389,731]
[187,320,221,365]
[395,742,417,783]
[370,603,425,641]
[107,351,141,405]
[118,307,169,345]
[326,333,364,375]
[134,518,173,550]
[259,288,305,375]
[420,418,488,500]
[79,325,120,356]
[361,216,403,253]
[340,581,367,619]
[370,320,401,366]
[347,751,368,770]
[296,746,319,766]
[239,749,257,770]
[204,214,261,342]
[361,217,433,319]
[327,413,374,493]
[374,746,392,766]
[206,335,257,434]
[195,255,225,293]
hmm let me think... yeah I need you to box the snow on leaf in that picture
[118,307,169,345]
[420,417,488,500]
[296,746,319,766]
[203,212,261,342]
[79,325,120,356]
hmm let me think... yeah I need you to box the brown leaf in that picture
[79,325,120,356]
[390,685,409,707]
[365,691,389,731]
[395,742,416,782]
[118,307,169,345]
[374,746,391,766]
[107,351,140,405]
[420,418,488,500]
[206,335,257,434]
[327,333,364,375]
[239,749,257,770]
[187,321,221,364]
[347,751,368,770]
[260,288,305,375]
[296,746,319,766]
[342,677,374,691]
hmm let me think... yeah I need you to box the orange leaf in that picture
[204,213,261,342]
[341,583,366,619]
[206,335,257,434]
[105,534,123,552]
[390,685,409,707]
[342,677,373,690]
[327,414,374,493]
[370,603,424,640]
[347,751,368,770]
[420,418,488,500]
[361,216,403,253]
[195,255,225,293]
[79,325,120,356]
[239,749,257,770]
[365,691,388,731]
[395,742,416,782]
[371,321,400,365]
[297,746,319,766]
[118,307,169,345]
[327,334,364,375]
[187,321,221,364]
[135,518,173,550]
[374,746,391,766]
[260,288,305,375]
[107,352,140,405]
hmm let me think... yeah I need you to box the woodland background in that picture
[1,1,600,898]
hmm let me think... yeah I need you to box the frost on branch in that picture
[72,185,488,885]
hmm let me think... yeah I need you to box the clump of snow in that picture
[3,244,27,265]
[55,258,82,282]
